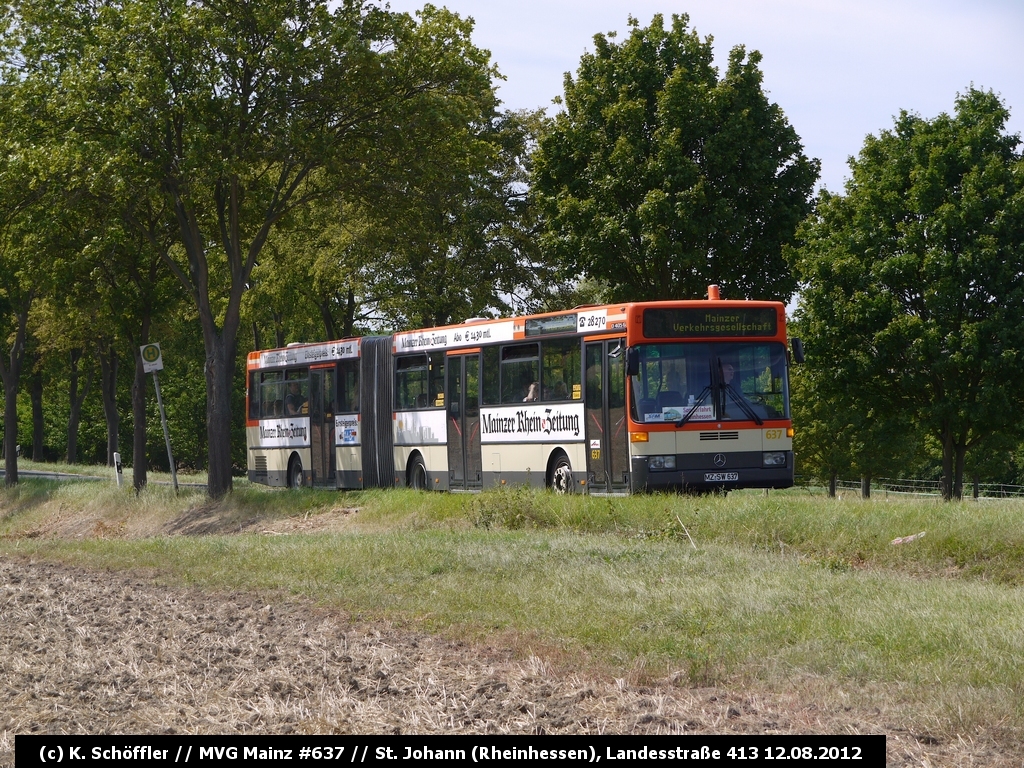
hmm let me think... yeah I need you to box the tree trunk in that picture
[319,299,337,341]
[953,443,967,501]
[204,333,237,497]
[940,432,955,501]
[131,344,149,491]
[272,311,285,348]
[66,348,94,464]
[252,321,262,353]
[99,346,119,466]
[30,366,44,461]
[0,311,30,486]
[860,474,871,499]
[3,379,19,485]
[828,470,837,498]
[973,472,980,500]
[343,287,356,338]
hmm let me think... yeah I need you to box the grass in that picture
[2,470,1024,738]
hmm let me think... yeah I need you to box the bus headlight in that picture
[649,455,676,471]
[762,451,787,467]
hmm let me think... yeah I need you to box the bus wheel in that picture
[550,452,574,494]
[288,456,303,488]
[408,455,427,491]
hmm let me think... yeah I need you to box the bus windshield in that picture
[630,342,789,424]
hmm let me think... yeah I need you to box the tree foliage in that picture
[791,89,1024,500]
[357,108,547,329]
[10,0,502,496]
[533,14,818,303]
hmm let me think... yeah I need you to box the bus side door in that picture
[309,365,336,487]
[585,338,629,492]
[447,353,482,490]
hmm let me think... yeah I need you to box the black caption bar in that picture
[17,735,885,768]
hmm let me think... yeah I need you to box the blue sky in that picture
[384,0,1024,193]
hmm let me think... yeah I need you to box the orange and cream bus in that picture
[246,287,797,493]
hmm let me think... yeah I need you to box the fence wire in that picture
[797,476,1024,499]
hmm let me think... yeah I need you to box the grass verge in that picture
[2,473,1024,739]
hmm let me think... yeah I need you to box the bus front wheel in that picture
[408,455,427,491]
[550,452,574,494]
[288,456,304,488]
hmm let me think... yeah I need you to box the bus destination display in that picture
[643,307,777,338]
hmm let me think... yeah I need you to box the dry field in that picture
[0,500,1019,766]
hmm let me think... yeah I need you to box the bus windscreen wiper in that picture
[675,385,712,428]
[675,357,715,428]
[725,384,763,425]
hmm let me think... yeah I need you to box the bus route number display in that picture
[643,307,777,338]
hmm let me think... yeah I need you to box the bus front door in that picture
[309,367,336,487]
[585,338,629,493]
[447,353,482,490]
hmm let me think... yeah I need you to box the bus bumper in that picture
[630,454,794,492]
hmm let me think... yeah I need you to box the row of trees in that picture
[790,89,1024,500]
[1,9,1021,500]
[0,0,549,495]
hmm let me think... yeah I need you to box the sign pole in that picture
[140,343,178,494]
[151,371,178,493]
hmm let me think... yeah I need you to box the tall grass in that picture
[3,474,1024,737]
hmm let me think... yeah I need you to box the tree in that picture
[358,108,548,329]
[789,363,854,496]
[791,89,1024,500]
[12,0,500,496]
[532,14,818,303]
[0,81,49,485]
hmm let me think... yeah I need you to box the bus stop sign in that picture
[141,343,164,374]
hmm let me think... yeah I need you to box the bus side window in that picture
[338,359,359,413]
[248,371,260,420]
[261,371,283,419]
[396,354,429,410]
[541,338,580,401]
[429,352,445,408]
[500,343,539,404]
[482,347,499,405]
[284,368,309,416]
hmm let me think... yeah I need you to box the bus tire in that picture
[288,455,303,489]
[408,454,427,491]
[549,452,574,495]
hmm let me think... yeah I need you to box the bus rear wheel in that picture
[550,452,574,494]
[288,456,303,488]
[408,455,427,491]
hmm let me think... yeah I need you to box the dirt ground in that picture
[0,508,1019,766]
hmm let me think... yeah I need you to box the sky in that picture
[382,0,1024,193]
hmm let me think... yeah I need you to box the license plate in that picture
[704,472,739,482]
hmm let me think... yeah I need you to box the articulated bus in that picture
[245,287,798,494]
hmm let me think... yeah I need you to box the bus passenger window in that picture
[500,343,539,404]
[261,371,284,419]
[284,369,309,416]
[396,354,430,410]
[541,339,580,402]
[338,359,358,413]
[482,347,500,405]
[429,352,445,408]
[248,371,260,420]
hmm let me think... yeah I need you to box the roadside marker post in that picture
[141,343,178,493]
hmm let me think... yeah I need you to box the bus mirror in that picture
[791,338,805,364]
[626,348,640,377]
